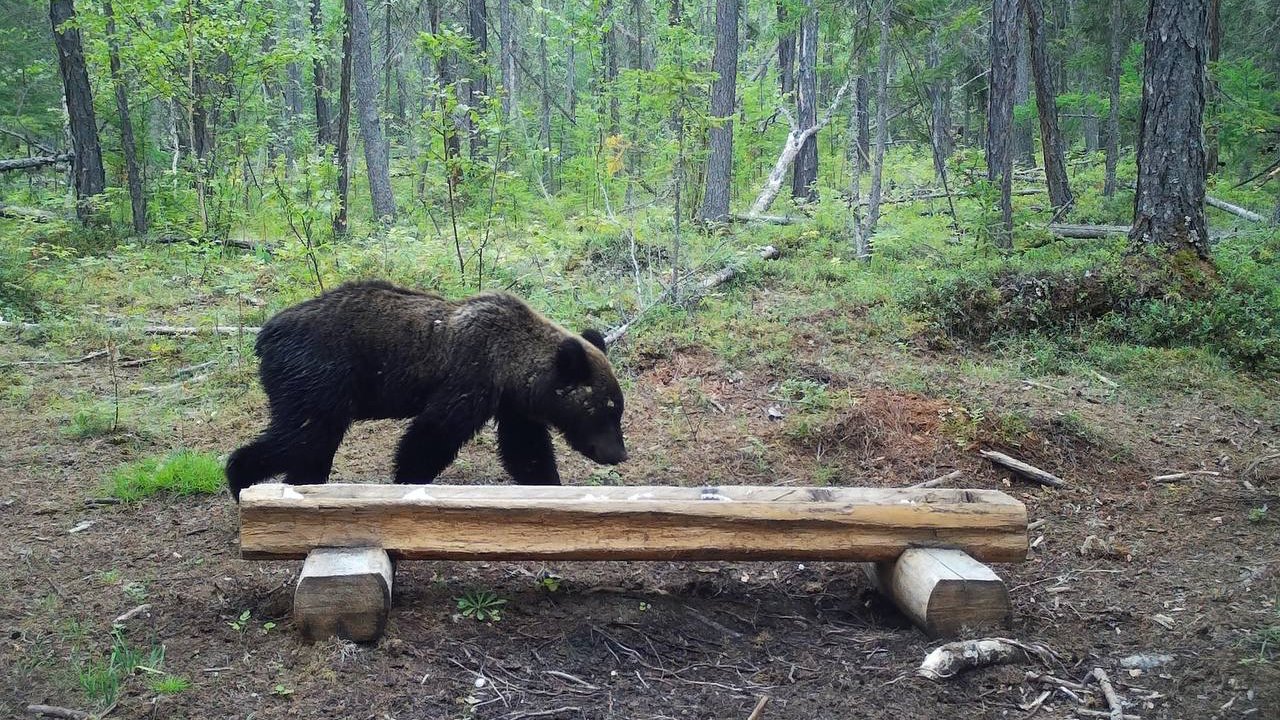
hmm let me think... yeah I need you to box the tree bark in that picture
[987,0,1018,248]
[334,0,353,234]
[926,27,951,182]
[427,0,460,188]
[49,0,105,222]
[854,74,869,176]
[602,0,620,134]
[777,1,795,97]
[103,0,146,233]
[349,0,397,220]
[1129,0,1209,259]
[790,0,818,202]
[499,0,517,121]
[538,0,551,184]
[1013,30,1033,167]
[1103,0,1122,197]
[467,0,488,159]
[697,0,738,222]
[1024,0,1072,212]
[312,0,334,147]
[862,0,892,242]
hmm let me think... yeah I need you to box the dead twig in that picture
[1091,668,1124,720]
[1,349,108,368]
[907,469,963,489]
[979,450,1065,488]
[113,603,152,625]
[502,707,582,720]
[746,695,770,720]
[1151,470,1220,483]
[26,706,92,720]
[542,670,599,692]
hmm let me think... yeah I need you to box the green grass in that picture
[148,674,191,695]
[106,450,225,501]
[63,401,120,439]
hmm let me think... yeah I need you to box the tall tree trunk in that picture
[103,0,146,233]
[926,27,951,182]
[467,0,488,159]
[854,74,869,176]
[849,73,865,257]
[1024,0,1073,212]
[499,0,517,121]
[1203,0,1219,176]
[697,0,738,222]
[383,0,392,120]
[1013,31,1033,167]
[790,0,818,202]
[602,0,620,134]
[1130,0,1209,259]
[350,0,397,220]
[987,0,1018,248]
[334,0,353,234]
[312,0,334,147]
[50,0,105,222]
[284,3,305,169]
[1103,0,1122,196]
[538,0,551,184]
[777,1,794,97]
[428,0,460,188]
[862,0,891,242]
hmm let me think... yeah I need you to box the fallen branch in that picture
[1206,195,1264,223]
[0,154,72,173]
[1048,223,1131,239]
[502,707,582,720]
[917,637,1055,680]
[604,246,780,346]
[729,213,798,225]
[1090,668,1124,720]
[746,695,770,720]
[1,319,261,336]
[748,79,852,216]
[154,234,273,252]
[113,603,153,625]
[907,469,963,489]
[980,450,1065,488]
[26,706,92,720]
[0,349,107,368]
[1151,470,1220,483]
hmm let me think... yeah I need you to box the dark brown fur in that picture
[225,281,626,499]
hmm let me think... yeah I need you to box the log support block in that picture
[866,548,1011,638]
[293,547,393,643]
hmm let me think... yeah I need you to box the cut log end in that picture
[293,547,393,644]
[867,548,1011,638]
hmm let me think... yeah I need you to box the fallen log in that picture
[1206,195,1264,223]
[1048,223,1130,239]
[864,548,1012,637]
[603,245,780,345]
[0,319,261,336]
[0,154,71,173]
[0,205,58,223]
[729,213,798,225]
[239,483,1030,562]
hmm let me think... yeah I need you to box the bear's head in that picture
[543,329,628,466]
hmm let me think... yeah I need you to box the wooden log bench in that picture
[239,483,1028,642]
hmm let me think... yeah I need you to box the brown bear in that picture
[225,281,627,500]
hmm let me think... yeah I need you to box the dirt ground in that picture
[3,307,1279,719]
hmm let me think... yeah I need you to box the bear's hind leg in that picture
[282,417,349,485]
[496,412,561,485]
[226,429,293,501]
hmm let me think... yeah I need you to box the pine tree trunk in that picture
[1103,0,1121,196]
[428,0,460,188]
[312,0,334,148]
[1025,0,1073,212]
[602,0,620,134]
[103,0,146,233]
[499,0,516,121]
[1013,32,1033,167]
[777,1,794,97]
[790,0,818,202]
[987,0,1017,248]
[863,0,891,242]
[1130,0,1209,259]
[538,0,551,185]
[350,0,397,220]
[50,0,105,222]
[467,0,488,159]
[697,0,738,222]
[334,0,353,234]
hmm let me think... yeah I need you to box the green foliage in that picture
[149,674,191,695]
[457,590,507,622]
[76,628,165,707]
[106,450,225,501]
[64,400,120,439]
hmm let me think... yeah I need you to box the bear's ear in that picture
[582,328,608,354]
[555,337,592,384]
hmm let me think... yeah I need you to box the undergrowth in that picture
[106,450,225,501]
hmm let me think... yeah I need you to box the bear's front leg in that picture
[496,412,561,485]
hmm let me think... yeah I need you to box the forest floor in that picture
[2,233,1279,719]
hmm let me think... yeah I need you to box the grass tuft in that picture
[106,450,225,501]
